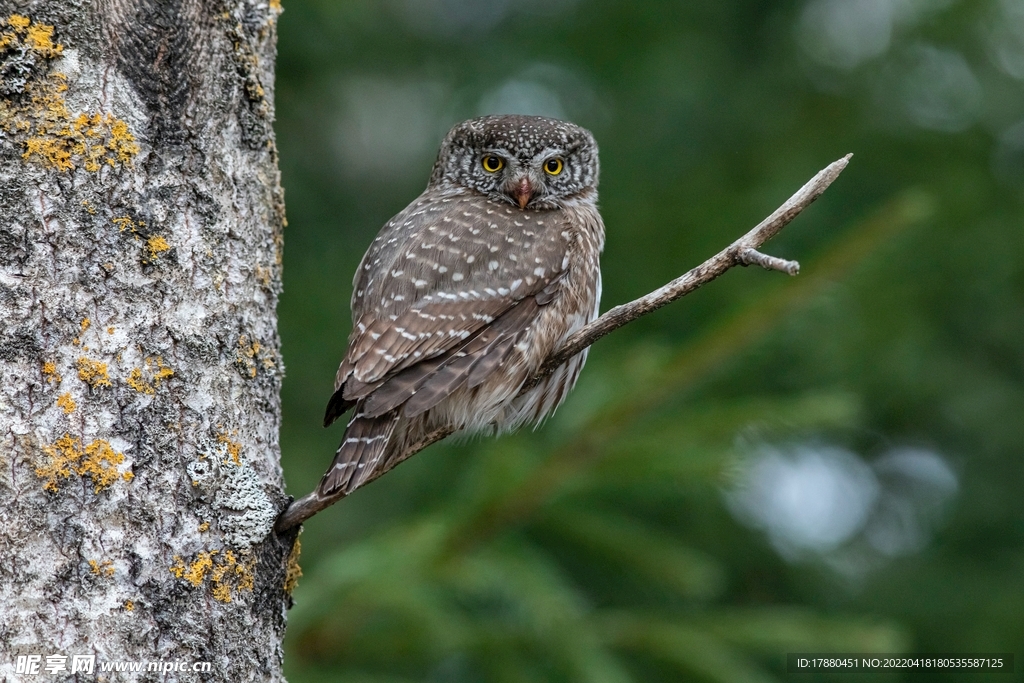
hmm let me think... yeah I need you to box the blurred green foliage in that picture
[274,0,1024,680]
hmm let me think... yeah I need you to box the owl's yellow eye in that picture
[543,158,563,175]
[481,155,504,173]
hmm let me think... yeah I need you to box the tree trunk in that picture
[0,1,295,680]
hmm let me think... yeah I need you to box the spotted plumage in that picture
[318,115,605,496]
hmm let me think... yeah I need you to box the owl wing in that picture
[324,192,573,426]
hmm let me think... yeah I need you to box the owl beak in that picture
[512,177,534,209]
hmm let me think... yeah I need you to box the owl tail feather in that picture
[317,406,400,497]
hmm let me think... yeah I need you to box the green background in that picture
[273,1,1024,681]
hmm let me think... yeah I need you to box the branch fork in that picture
[276,154,852,532]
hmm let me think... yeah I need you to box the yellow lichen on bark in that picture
[36,435,78,491]
[89,559,115,577]
[42,361,61,384]
[236,335,259,377]
[37,435,128,493]
[146,235,171,260]
[283,537,302,595]
[0,15,139,172]
[170,550,255,603]
[16,75,140,171]
[210,550,255,602]
[79,439,126,492]
[1,15,62,57]
[126,357,174,394]
[4,13,28,29]
[13,15,62,57]
[217,430,243,465]
[126,368,154,394]
[56,392,76,413]
[255,264,272,288]
[170,551,215,587]
[236,334,274,377]
[77,357,112,387]
[112,215,138,233]
[151,356,174,384]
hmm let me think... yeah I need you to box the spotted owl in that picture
[318,115,604,497]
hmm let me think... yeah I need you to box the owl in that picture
[318,115,604,497]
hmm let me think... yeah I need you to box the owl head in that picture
[429,115,599,210]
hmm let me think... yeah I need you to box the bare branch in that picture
[275,154,852,533]
[738,248,800,275]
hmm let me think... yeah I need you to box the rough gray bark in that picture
[0,2,296,680]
